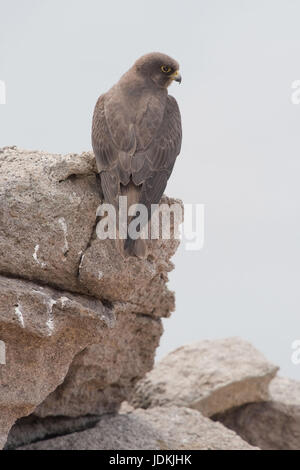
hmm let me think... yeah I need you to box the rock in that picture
[5,414,101,450]
[0,148,99,293]
[270,376,300,405]
[0,147,181,319]
[17,407,257,450]
[0,147,181,448]
[130,338,278,416]
[0,271,163,449]
[0,275,112,449]
[78,195,181,318]
[119,401,135,414]
[34,313,162,418]
[214,376,300,450]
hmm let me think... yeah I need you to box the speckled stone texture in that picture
[214,376,300,450]
[130,337,278,416]
[0,147,181,449]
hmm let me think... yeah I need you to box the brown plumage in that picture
[92,52,182,257]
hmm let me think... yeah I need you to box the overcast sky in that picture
[1,0,300,379]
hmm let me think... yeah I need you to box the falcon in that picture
[92,52,182,257]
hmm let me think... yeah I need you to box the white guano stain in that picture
[46,299,56,336]
[33,245,46,268]
[79,254,85,270]
[46,316,54,334]
[58,217,69,256]
[15,305,25,328]
[32,289,57,336]
[59,296,70,308]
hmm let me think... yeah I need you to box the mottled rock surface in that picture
[130,338,278,416]
[0,147,181,449]
[214,376,300,450]
[0,275,113,449]
[18,407,257,450]
[0,147,98,293]
[0,147,180,318]
[34,313,162,418]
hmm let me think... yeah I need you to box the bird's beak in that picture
[171,70,182,84]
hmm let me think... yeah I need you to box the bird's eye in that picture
[161,65,171,74]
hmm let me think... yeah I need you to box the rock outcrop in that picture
[0,147,180,315]
[0,147,181,449]
[214,376,300,450]
[130,338,278,416]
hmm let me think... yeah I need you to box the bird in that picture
[92,52,182,257]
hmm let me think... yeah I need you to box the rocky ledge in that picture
[0,147,181,449]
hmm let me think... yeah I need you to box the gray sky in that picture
[1,0,300,378]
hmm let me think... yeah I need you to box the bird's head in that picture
[134,52,181,88]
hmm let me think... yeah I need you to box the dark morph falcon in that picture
[92,52,182,257]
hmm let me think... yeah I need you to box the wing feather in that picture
[92,93,182,218]
[132,95,182,214]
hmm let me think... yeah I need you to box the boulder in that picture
[130,338,278,416]
[17,406,257,450]
[0,147,180,318]
[214,376,300,450]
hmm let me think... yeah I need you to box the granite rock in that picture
[130,338,278,416]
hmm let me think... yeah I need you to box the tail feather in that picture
[118,180,147,258]
[124,237,147,258]
[120,181,141,207]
